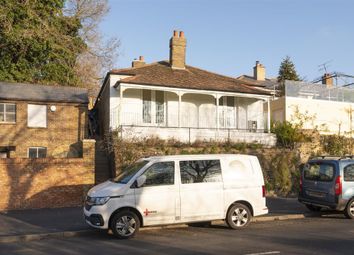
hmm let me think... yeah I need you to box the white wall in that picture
[120,126,276,146]
[285,97,354,135]
[166,92,178,127]
[109,74,131,130]
[121,89,142,125]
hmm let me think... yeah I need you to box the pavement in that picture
[0,197,313,243]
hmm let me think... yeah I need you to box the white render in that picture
[103,73,276,146]
[84,154,268,230]
[271,96,354,136]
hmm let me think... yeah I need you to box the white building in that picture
[95,31,276,146]
[270,79,354,136]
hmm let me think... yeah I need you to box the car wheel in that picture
[305,204,322,212]
[344,199,354,219]
[110,210,140,239]
[226,203,252,229]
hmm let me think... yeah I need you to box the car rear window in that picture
[303,162,335,182]
[344,164,354,182]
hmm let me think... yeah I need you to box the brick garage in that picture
[0,140,95,211]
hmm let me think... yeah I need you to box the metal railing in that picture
[113,111,265,131]
[285,80,354,103]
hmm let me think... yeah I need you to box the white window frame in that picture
[141,90,165,126]
[28,147,47,158]
[0,103,16,123]
[27,104,47,128]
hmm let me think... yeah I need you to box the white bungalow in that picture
[95,31,276,146]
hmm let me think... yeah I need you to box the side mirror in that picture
[136,175,147,188]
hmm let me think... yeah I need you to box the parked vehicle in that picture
[84,154,268,239]
[298,156,354,219]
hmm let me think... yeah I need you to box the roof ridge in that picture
[0,81,88,92]
[110,61,163,73]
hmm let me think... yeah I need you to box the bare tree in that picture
[65,0,120,97]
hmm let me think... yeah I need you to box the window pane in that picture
[227,97,234,107]
[143,162,174,187]
[0,104,4,113]
[6,104,16,113]
[0,113,4,122]
[180,160,222,184]
[155,91,164,124]
[28,148,38,158]
[28,104,47,127]
[6,113,16,123]
[303,163,334,182]
[142,90,151,123]
[37,148,47,158]
[344,164,354,182]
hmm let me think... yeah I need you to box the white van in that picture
[84,154,268,239]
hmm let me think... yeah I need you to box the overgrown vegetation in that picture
[271,121,308,149]
[321,135,353,155]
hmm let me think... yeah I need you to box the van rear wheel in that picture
[110,210,140,239]
[344,199,354,219]
[226,203,252,229]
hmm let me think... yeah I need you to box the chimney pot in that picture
[132,56,146,68]
[322,73,333,88]
[253,61,265,81]
[169,30,187,69]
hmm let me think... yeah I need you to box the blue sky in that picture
[101,0,354,83]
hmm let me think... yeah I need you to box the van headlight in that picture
[86,196,110,206]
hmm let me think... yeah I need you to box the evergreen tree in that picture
[277,56,301,95]
[0,1,85,86]
[277,56,300,83]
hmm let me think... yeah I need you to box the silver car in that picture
[298,156,354,219]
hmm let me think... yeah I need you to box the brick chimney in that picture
[132,56,145,68]
[169,30,187,69]
[253,61,265,81]
[322,73,333,88]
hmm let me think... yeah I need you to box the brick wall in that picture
[0,139,95,211]
[0,100,88,158]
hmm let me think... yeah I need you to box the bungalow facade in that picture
[95,31,276,146]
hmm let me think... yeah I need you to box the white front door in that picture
[134,161,178,226]
[178,159,224,222]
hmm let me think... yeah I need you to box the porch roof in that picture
[110,61,272,96]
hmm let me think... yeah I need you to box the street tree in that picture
[0,0,119,97]
[0,0,85,86]
[277,56,301,95]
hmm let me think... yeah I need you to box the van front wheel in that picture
[344,199,354,219]
[226,203,252,229]
[110,210,140,239]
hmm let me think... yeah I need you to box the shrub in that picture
[271,121,309,149]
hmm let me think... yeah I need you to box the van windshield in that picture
[112,160,149,184]
[303,162,335,182]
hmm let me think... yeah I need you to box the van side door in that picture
[134,161,177,226]
[178,159,224,221]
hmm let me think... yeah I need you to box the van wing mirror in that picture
[136,175,147,188]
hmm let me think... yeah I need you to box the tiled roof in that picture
[110,61,272,96]
[0,82,88,104]
[237,75,278,89]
